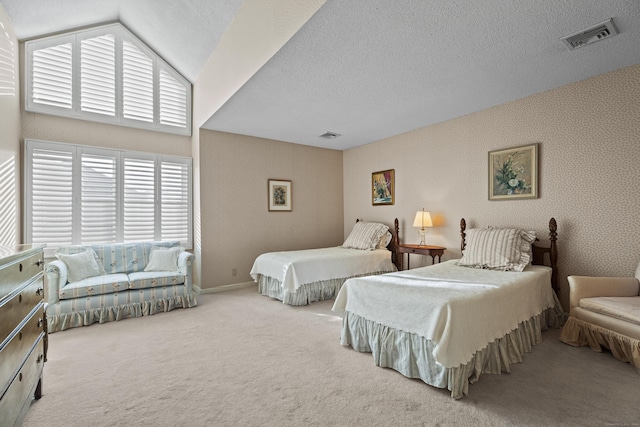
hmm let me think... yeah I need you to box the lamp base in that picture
[418,228,426,246]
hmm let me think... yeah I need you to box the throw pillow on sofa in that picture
[144,246,184,272]
[55,248,107,283]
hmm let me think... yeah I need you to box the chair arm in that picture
[178,251,194,292]
[44,260,68,305]
[568,275,640,311]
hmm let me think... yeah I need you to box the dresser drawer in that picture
[0,251,43,301]
[0,278,44,342]
[0,305,45,395]
[0,335,44,427]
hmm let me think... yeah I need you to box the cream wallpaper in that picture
[198,130,344,289]
[21,112,192,158]
[344,64,640,309]
[0,5,20,245]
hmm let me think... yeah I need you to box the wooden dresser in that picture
[0,244,46,426]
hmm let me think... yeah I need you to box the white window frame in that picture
[25,23,192,136]
[24,139,193,256]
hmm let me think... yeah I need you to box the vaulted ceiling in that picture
[3,0,640,150]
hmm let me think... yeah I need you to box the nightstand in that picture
[396,244,446,270]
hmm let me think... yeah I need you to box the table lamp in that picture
[413,209,433,246]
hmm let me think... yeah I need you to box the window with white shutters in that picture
[81,151,118,243]
[25,23,191,135]
[122,40,154,123]
[160,160,191,243]
[26,145,74,248]
[80,34,116,116]
[159,69,188,128]
[31,42,73,109]
[123,156,155,242]
[25,139,192,255]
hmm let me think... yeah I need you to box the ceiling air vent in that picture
[319,131,341,139]
[560,18,619,50]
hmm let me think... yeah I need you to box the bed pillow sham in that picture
[458,227,535,272]
[376,231,393,249]
[343,221,389,251]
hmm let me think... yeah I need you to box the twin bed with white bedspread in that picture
[250,220,399,306]
[332,218,565,398]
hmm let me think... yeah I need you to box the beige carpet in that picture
[23,286,639,427]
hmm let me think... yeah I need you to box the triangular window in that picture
[26,23,191,135]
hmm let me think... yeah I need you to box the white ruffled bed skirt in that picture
[255,272,391,306]
[47,294,197,333]
[340,294,565,399]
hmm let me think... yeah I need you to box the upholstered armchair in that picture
[560,262,640,371]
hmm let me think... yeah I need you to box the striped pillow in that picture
[458,227,536,271]
[343,221,389,251]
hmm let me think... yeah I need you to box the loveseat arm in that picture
[45,260,69,305]
[178,251,194,292]
[567,275,640,312]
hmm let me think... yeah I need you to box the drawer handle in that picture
[37,354,44,363]
[36,287,44,296]
[37,318,43,328]
[36,259,44,267]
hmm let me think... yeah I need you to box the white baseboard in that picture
[195,281,256,294]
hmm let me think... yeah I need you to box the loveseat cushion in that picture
[128,271,185,290]
[59,274,130,300]
[580,297,640,326]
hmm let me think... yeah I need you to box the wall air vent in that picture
[319,131,341,139]
[560,18,619,50]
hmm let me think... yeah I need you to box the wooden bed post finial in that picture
[549,218,558,291]
[460,218,466,253]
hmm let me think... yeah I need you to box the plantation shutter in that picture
[80,34,116,116]
[160,159,190,243]
[80,151,117,243]
[31,42,73,109]
[0,22,16,96]
[122,40,154,123]
[28,146,74,247]
[26,140,193,250]
[159,69,187,128]
[123,156,155,242]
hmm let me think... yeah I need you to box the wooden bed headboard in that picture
[459,218,558,292]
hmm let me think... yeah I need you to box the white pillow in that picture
[458,227,535,272]
[343,221,389,251]
[376,231,393,249]
[144,247,184,272]
[55,248,107,283]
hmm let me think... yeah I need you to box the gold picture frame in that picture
[489,143,538,200]
[372,169,394,205]
[268,179,292,211]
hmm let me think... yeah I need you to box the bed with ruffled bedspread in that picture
[332,218,565,399]
[251,220,399,306]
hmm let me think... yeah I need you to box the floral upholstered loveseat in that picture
[45,241,197,333]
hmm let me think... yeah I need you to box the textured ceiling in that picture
[3,0,640,150]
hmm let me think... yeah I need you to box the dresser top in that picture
[0,244,46,264]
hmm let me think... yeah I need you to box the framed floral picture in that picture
[489,143,538,200]
[372,169,394,205]
[268,179,292,211]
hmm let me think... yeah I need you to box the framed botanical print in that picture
[489,143,538,200]
[268,179,292,211]
[372,169,394,205]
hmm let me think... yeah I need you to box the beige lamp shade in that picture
[413,210,433,229]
